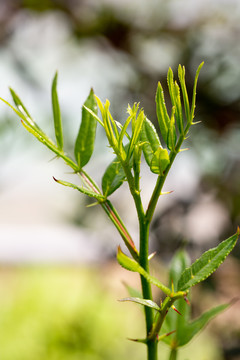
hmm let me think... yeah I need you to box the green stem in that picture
[121,161,158,359]
[139,219,158,360]
[169,348,177,360]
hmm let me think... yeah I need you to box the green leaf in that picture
[167,69,183,135]
[178,230,240,291]
[176,303,229,347]
[53,177,105,201]
[167,108,177,151]
[169,250,191,295]
[9,88,32,118]
[51,72,64,150]
[165,250,190,344]
[117,247,171,296]
[156,82,170,144]
[74,88,98,168]
[119,297,161,311]
[141,117,161,166]
[150,147,170,175]
[101,143,131,197]
[178,65,191,124]
[190,62,204,121]
[162,250,191,346]
[128,109,145,159]
[95,96,118,149]
[5,90,44,136]
[102,158,126,197]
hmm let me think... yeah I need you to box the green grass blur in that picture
[0,266,223,360]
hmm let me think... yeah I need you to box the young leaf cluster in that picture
[1,63,239,360]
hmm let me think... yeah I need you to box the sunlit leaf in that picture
[156,82,170,144]
[178,65,190,124]
[167,69,183,134]
[119,297,161,311]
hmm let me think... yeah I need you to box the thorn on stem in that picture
[184,295,191,305]
[171,305,182,315]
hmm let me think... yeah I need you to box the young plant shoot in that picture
[1,63,239,360]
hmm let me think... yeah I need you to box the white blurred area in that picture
[0,1,238,263]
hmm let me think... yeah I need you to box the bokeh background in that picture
[0,1,240,359]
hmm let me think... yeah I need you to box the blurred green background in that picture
[0,1,240,359]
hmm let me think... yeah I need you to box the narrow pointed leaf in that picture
[190,62,204,121]
[3,92,44,136]
[178,230,239,291]
[150,147,170,175]
[167,68,184,134]
[117,247,171,296]
[53,177,105,201]
[52,72,64,150]
[9,88,32,118]
[177,303,229,347]
[156,82,170,144]
[74,88,98,168]
[119,297,161,311]
[128,110,145,158]
[141,117,161,166]
[174,82,184,134]
[178,65,191,124]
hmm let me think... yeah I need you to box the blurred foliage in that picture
[0,266,224,360]
[0,1,239,250]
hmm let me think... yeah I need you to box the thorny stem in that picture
[120,161,158,359]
